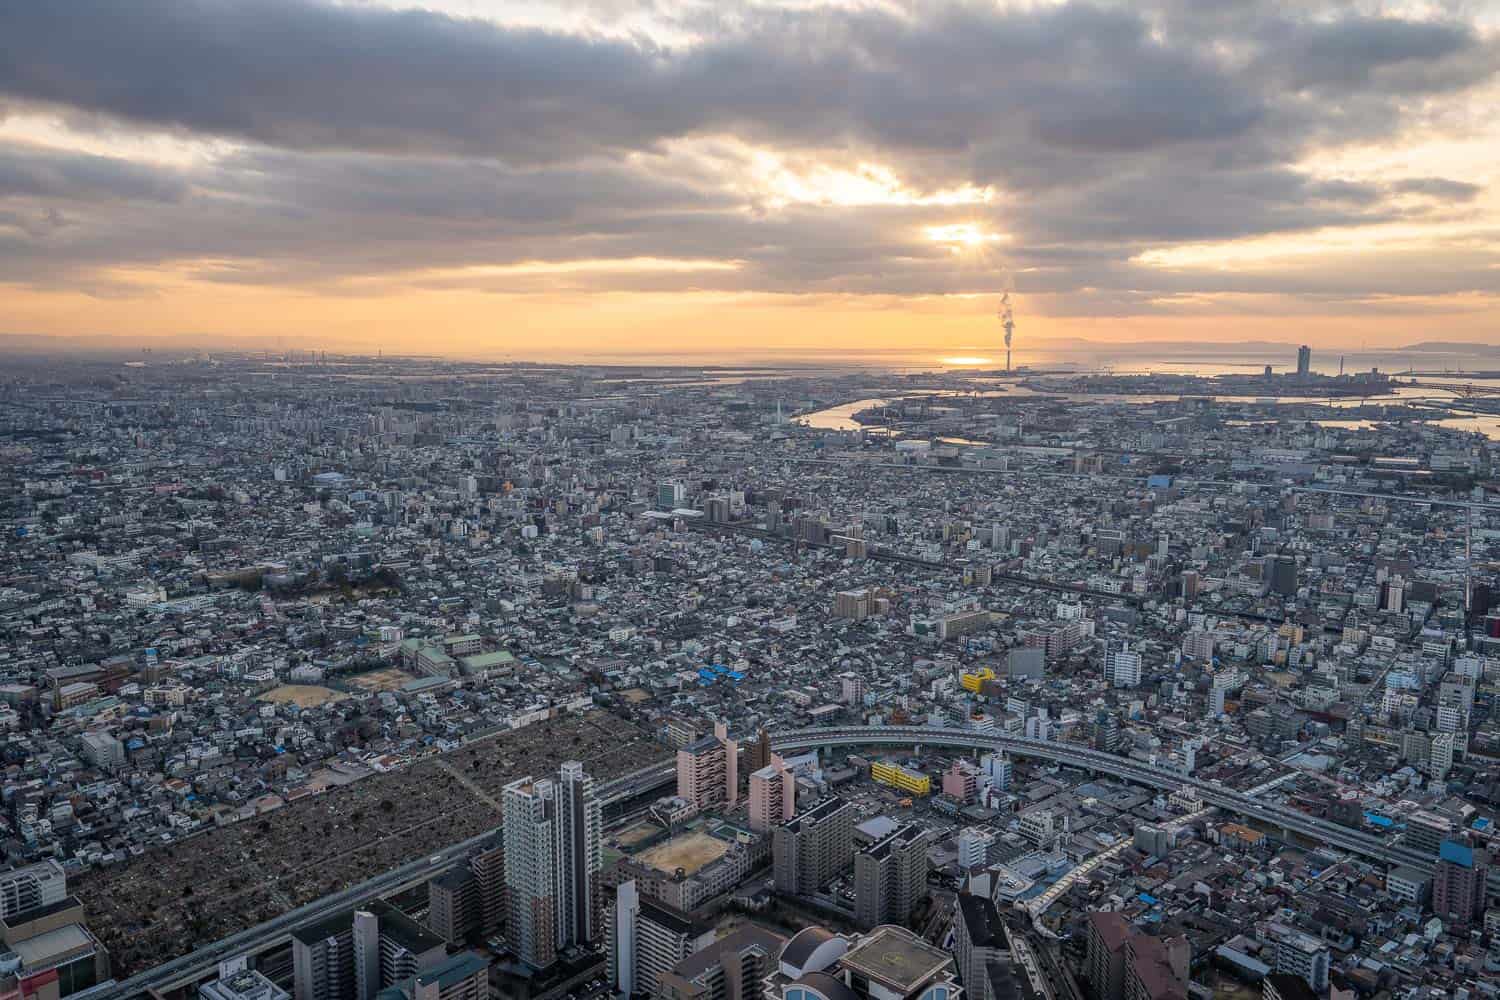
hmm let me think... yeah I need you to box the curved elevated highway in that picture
[124,726,1456,997]
[769,726,1441,874]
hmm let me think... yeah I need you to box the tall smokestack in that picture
[999,293,1015,372]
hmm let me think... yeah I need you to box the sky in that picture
[1,0,1498,362]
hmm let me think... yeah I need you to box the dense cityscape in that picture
[1,350,1499,1000]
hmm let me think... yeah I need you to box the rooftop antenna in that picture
[999,293,1016,373]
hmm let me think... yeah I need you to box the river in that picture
[798,385,1500,440]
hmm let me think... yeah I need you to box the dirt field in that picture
[347,666,415,692]
[637,830,728,875]
[257,684,348,707]
[619,688,651,703]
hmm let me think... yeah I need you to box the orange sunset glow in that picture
[1,1,1497,360]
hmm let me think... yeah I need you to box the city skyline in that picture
[1,0,1498,359]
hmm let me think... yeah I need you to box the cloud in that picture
[0,144,188,202]
[1392,176,1483,201]
[0,0,1496,320]
[4,1,1492,170]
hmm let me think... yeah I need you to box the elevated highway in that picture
[117,759,676,998]
[127,726,1460,996]
[768,726,1440,874]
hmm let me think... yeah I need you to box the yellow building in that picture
[960,667,995,693]
[871,761,931,796]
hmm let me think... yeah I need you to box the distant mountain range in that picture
[1386,341,1500,355]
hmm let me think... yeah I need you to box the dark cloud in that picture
[1254,14,1493,94]
[1392,177,1484,201]
[0,145,188,202]
[0,0,1496,315]
[4,1,1492,171]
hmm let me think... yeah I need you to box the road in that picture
[768,727,1445,876]
[115,760,676,998]
[123,725,1451,996]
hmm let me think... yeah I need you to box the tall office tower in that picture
[1092,710,1121,753]
[1403,810,1456,855]
[853,824,932,928]
[1180,570,1200,601]
[1085,913,1189,1000]
[656,924,786,1000]
[1124,933,1191,1000]
[427,867,479,945]
[1429,731,1456,779]
[957,828,996,870]
[1263,974,1319,1000]
[1272,929,1330,993]
[353,909,380,1000]
[502,764,602,970]
[557,761,603,948]
[747,728,773,772]
[676,722,738,809]
[954,895,1006,1000]
[1106,643,1142,688]
[1155,533,1169,558]
[1182,630,1214,663]
[469,840,506,936]
[1383,575,1405,613]
[293,913,358,1000]
[834,589,873,621]
[605,880,714,997]
[1433,839,1489,930]
[1086,912,1130,1000]
[748,757,797,832]
[606,881,641,998]
[657,482,686,508]
[981,753,1012,792]
[376,907,445,998]
[1296,345,1311,377]
[1208,684,1227,718]
[943,760,983,804]
[773,797,856,895]
[720,723,739,808]
[0,860,67,921]
[1270,555,1298,597]
[292,903,445,1000]
[377,953,491,1000]
[839,672,867,705]
[503,775,562,969]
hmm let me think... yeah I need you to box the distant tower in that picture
[1297,345,1311,378]
[999,293,1015,373]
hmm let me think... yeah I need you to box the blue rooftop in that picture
[1364,812,1394,828]
[1440,840,1474,868]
